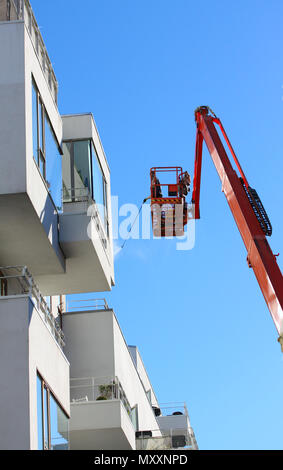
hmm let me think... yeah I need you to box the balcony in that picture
[69,376,136,450]
[154,403,198,450]
[0,0,65,286]
[0,265,65,348]
[34,187,113,295]
[40,112,115,295]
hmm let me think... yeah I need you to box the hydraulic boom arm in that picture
[192,106,283,349]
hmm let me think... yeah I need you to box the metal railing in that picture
[158,402,189,417]
[0,0,58,103]
[0,0,23,20]
[0,266,65,347]
[152,402,198,450]
[66,297,109,312]
[62,186,92,204]
[136,427,198,450]
[70,376,132,417]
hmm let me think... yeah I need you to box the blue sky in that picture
[32,0,283,450]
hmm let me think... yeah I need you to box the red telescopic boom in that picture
[192,106,283,349]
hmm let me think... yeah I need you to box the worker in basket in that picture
[179,171,191,197]
[150,170,163,198]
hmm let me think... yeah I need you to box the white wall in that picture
[63,309,161,434]
[0,295,69,450]
[0,21,26,194]
[63,310,115,379]
[0,296,30,449]
[128,346,159,408]
[112,316,160,433]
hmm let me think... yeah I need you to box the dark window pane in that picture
[39,152,45,179]
[73,140,92,197]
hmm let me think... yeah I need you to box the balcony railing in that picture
[0,266,65,347]
[158,402,189,417]
[152,402,198,450]
[0,0,22,21]
[62,186,92,204]
[0,0,58,104]
[70,376,132,417]
[66,297,109,312]
[136,427,198,450]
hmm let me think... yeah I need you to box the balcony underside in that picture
[35,243,112,295]
[35,208,113,295]
[69,401,135,450]
[0,193,65,276]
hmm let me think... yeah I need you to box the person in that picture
[179,171,191,197]
[150,171,163,198]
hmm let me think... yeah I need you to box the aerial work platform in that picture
[150,167,190,237]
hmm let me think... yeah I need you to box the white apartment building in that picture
[0,0,198,451]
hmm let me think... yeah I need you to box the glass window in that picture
[73,140,92,197]
[32,81,38,162]
[130,405,139,432]
[62,142,72,201]
[91,143,108,232]
[50,394,69,450]
[45,115,62,210]
[31,77,62,211]
[61,139,109,236]
[38,99,44,153]
[39,153,46,179]
[37,375,44,450]
[62,140,92,202]
[43,386,49,450]
[146,390,152,404]
[37,373,69,451]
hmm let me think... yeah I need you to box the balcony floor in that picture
[69,400,135,450]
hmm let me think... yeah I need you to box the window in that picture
[32,82,38,162]
[73,140,92,196]
[91,142,108,235]
[50,394,69,450]
[31,78,62,211]
[62,139,109,236]
[37,375,44,450]
[37,373,69,450]
[45,115,62,210]
[130,405,139,432]
[146,389,152,405]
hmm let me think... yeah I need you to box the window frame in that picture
[31,76,63,209]
[90,141,109,236]
[36,372,69,451]
[62,138,109,238]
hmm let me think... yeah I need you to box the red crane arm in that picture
[192,106,283,348]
